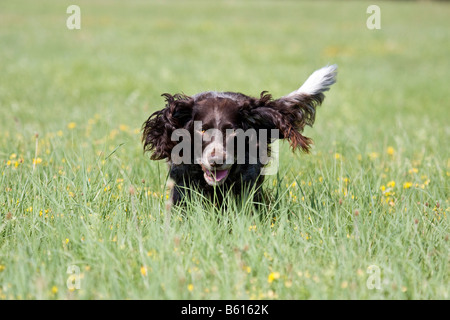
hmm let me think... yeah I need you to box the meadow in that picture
[0,0,448,300]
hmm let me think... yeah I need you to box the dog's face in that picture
[193,95,241,186]
[142,65,337,187]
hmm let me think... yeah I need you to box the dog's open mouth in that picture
[201,165,230,186]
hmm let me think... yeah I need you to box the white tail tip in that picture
[288,64,338,97]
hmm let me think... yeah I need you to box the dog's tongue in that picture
[214,169,229,181]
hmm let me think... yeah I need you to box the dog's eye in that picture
[196,129,206,136]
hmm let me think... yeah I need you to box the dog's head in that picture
[142,65,337,186]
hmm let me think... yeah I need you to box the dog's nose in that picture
[203,142,227,168]
[208,148,226,167]
[209,161,219,167]
[209,155,226,167]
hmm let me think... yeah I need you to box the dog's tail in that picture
[287,64,338,97]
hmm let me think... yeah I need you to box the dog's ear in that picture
[142,93,194,160]
[243,65,337,152]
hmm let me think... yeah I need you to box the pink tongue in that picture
[214,170,229,181]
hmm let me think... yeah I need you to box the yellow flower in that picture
[386,146,395,156]
[140,266,147,276]
[409,168,419,174]
[369,152,379,160]
[0,265,5,272]
[67,122,76,129]
[9,153,17,159]
[263,252,273,261]
[119,124,129,132]
[267,272,280,283]
[51,286,58,294]
[387,180,395,188]
[109,129,119,139]
[403,182,413,189]
[32,158,42,165]
[187,284,194,292]
[334,153,341,160]
[65,238,70,244]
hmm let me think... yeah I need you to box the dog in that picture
[142,65,337,207]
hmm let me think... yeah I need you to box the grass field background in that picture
[0,0,448,299]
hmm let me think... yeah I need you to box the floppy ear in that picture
[142,93,194,160]
[245,65,337,152]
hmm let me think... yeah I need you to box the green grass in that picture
[0,0,448,300]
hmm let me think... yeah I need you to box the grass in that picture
[0,0,448,300]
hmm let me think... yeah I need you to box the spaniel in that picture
[142,65,337,207]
